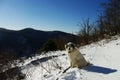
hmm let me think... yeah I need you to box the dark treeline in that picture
[78,0,120,45]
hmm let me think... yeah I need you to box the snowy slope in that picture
[20,35,120,80]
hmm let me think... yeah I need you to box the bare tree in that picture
[78,18,93,44]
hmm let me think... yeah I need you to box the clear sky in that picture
[0,0,108,34]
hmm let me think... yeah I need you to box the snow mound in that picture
[20,36,120,80]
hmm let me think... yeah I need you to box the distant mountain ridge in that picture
[0,28,81,57]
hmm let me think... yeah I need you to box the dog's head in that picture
[65,42,76,53]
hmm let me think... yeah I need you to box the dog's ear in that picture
[71,43,75,48]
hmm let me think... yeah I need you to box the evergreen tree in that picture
[40,40,57,52]
[100,0,120,35]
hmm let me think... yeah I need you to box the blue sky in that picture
[0,0,108,33]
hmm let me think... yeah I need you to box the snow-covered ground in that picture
[20,35,120,80]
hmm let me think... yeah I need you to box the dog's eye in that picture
[71,44,75,48]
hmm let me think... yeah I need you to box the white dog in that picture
[65,42,89,68]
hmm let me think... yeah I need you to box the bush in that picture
[40,40,57,52]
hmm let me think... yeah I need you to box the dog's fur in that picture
[65,42,88,68]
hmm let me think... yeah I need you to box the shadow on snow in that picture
[30,55,59,66]
[83,65,117,74]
